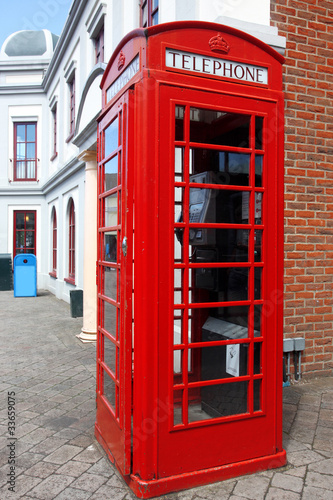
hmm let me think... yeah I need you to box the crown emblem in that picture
[117,51,126,71]
[209,33,230,54]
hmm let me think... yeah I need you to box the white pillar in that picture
[77,150,97,342]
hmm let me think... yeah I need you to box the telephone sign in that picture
[96,21,285,498]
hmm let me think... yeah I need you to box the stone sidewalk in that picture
[0,290,332,499]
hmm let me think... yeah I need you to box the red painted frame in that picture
[13,122,37,181]
[97,21,285,498]
[13,210,37,258]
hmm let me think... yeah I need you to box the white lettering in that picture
[107,55,140,102]
[165,48,268,85]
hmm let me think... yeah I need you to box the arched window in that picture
[50,208,57,277]
[67,198,75,283]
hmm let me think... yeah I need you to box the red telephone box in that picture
[95,21,286,498]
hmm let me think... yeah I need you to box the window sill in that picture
[64,277,75,285]
[65,131,75,143]
[49,272,57,279]
[50,152,58,161]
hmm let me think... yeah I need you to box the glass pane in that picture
[174,186,183,222]
[27,143,35,159]
[190,108,250,148]
[255,192,262,222]
[104,232,117,262]
[174,231,183,262]
[142,4,148,26]
[15,213,25,229]
[25,231,34,248]
[105,117,118,157]
[173,349,182,375]
[255,155,263,187]
[190,267,249,303]
[103,369,116,410]
[173,389,183,426]
[189,187,249,225]
[253,343,262,375]
[15,162,25,178]
[27,124,36,142]
[254,268,262,300]
[175,147,184,180]
[104,268,117,300]
[197,307,249,343]
[105,194,118,227]
[201,343,249,380]
[189,382,248,421]
[17,143,25,160]
[152,11,158,25]
[174,268,183,304]
[16,124,25,142]
[103,300,117,338]
[190,230,249,262]
[104,156,118,191]
[27,161,36,178]
[173,313,183,345]
[255,116,263,150]
[152,0,159,9]
[190,150,250,186]
[253,379,261,411]
[104,335,116,375]
[254,230,262,262]
[25,213,35,229]
[16,231,25,248]
[175,106,184,141]
[254,305,262,335]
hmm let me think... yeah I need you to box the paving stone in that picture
[302,485,333,500]
[30,436,68,455]
[305,471,333,491]
[287,449,324,467]
[55,460,91,477]
[43,444,83,465]
[70,471,108,492]
[308,458,333,475]
[265,487,301,499]
[87,457,114,477]
[90,485,129,499]
[25,461,60,479]
[232,475,270,500]
[27,474,74,499]
[73,444,103,463]
[0,473,42,498]
[271,471,303,493]
[53,487,92,499]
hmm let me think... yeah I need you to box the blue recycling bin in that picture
[13,254,37,297]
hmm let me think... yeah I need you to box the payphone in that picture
[96,21,285,498]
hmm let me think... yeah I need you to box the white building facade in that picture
[0,0,285,338]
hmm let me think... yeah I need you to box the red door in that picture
[95,90,133,475]
[158,85,284,477]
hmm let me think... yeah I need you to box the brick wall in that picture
[271,0,333,378]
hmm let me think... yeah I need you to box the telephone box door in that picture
[95,91,133,475]
[158,85,284,477]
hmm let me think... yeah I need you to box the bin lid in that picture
[14,254,36,265]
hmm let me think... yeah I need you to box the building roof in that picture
[0,30,59,61]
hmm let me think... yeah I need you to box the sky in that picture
[0,0,72,48]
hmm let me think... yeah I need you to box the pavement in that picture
[0,289,332,500]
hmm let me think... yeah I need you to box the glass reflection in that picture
[105,156,118,191]
[105,194,118,227]
[104,232,117,262]
[104,268,117,301]
[190,108,250,148]
[190,149,250,186]
[105,117,118,157]
[104,334,116,375]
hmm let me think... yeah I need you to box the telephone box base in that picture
[96,424,286,499]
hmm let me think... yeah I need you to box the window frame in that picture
[13,210,37,258]
[95,26,104,64]
[50,208,57,278]
[65,198,76,284]
[140,0,159,28]
[50,104,58,161]
[13,122,37,181]
[66,73,76,143]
